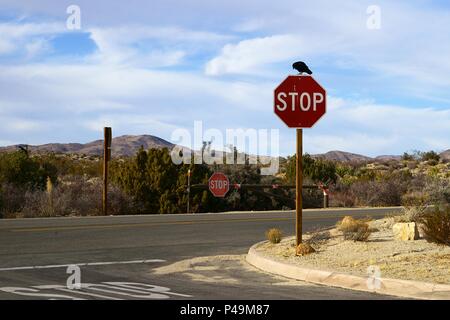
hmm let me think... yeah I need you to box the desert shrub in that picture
[4,176,138,218]
[285,154,337,185]
[337,216,371,241]
[266,228,283,244]
[344,172,408,207]
[401,191,430,208]
[343,224,371,241]
[401,152,414,161]
[394,207,426,223]
[307,228,331,245]
[420,151,440,162]
[0,150,57,190]
[329,190,355,207]
[0,183,27,218]
[419,205,450,246]
[111,147,215,214]
[423,178,450,205]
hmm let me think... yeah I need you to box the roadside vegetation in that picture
[0,147,448,218]
[336,216,372,241]
[266,228,283,244]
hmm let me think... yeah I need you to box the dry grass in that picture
[266,228,283,244]
[337,216,372,241]
[306,228,332,245]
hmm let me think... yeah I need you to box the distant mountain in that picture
[311,150,373,162]
[0,135,174,157]
[440,149,450,161]
[375,155,403,161]
[1,136,448,163]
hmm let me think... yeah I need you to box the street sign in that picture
[273,73,326,247]
[208,172,229,198]
[274,75,326,128]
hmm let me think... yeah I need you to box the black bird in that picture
[292,61,312,75]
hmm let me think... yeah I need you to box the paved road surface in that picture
[0,207,403,300]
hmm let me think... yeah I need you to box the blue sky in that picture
[0,0,449,156]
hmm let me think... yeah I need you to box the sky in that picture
[0,0,449,157]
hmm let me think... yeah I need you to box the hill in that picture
[440,149,450,161]
[311,150,373,162]
[0,135,174,157]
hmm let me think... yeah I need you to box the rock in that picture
[392,222,419,241]
[296,243,316,256]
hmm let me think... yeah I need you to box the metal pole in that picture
[103,127,111,216]
[296,128,303,246]
[187,169,191,214]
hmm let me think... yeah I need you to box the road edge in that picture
[246,241,450,300]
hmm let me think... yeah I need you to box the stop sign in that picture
[274,75,326,128]
[208,172,229,198]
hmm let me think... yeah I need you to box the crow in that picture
[292,61,312,75]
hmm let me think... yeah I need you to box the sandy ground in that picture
[256,218,450,284]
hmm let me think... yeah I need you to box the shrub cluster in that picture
[266,228,283,244]
[419,205,450,246]
[1,176,136,218]
[337,216,371,241]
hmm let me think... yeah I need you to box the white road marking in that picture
[0,259,166,272]
[0,282,192,300]
[35,285,123,300]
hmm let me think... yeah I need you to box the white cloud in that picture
[1,60,448,157]
[304,100,450,156]
[0,1,449,157]
[0,22,64,56]
[87,25,233,67]
[205,34,304,76]
[25,38,51,58]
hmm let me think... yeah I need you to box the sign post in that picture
[296,128,303,245]
[103,127,112,216]
[187,169,191,214]
[274,75,326,246]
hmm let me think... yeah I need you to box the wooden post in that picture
[296,128,303,246]
[187,169,191,214]
[323,192,329,208]
[103,127,111,216]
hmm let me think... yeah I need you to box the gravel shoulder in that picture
[256,217,450,284]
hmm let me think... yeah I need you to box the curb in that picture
[246,241,450,300]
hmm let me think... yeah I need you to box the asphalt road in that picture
[0,207,403,300]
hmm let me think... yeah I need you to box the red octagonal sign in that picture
[274,75,326,128]
[209,172,229,198]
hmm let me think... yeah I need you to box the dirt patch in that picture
[256,218,450,284]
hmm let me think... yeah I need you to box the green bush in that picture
[0,150,57,190]
[110,147,214,214]
[285,154,337,185]
[420,151,440,162]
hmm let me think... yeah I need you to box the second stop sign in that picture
[274,75,326,128]
[208,172,230,198]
